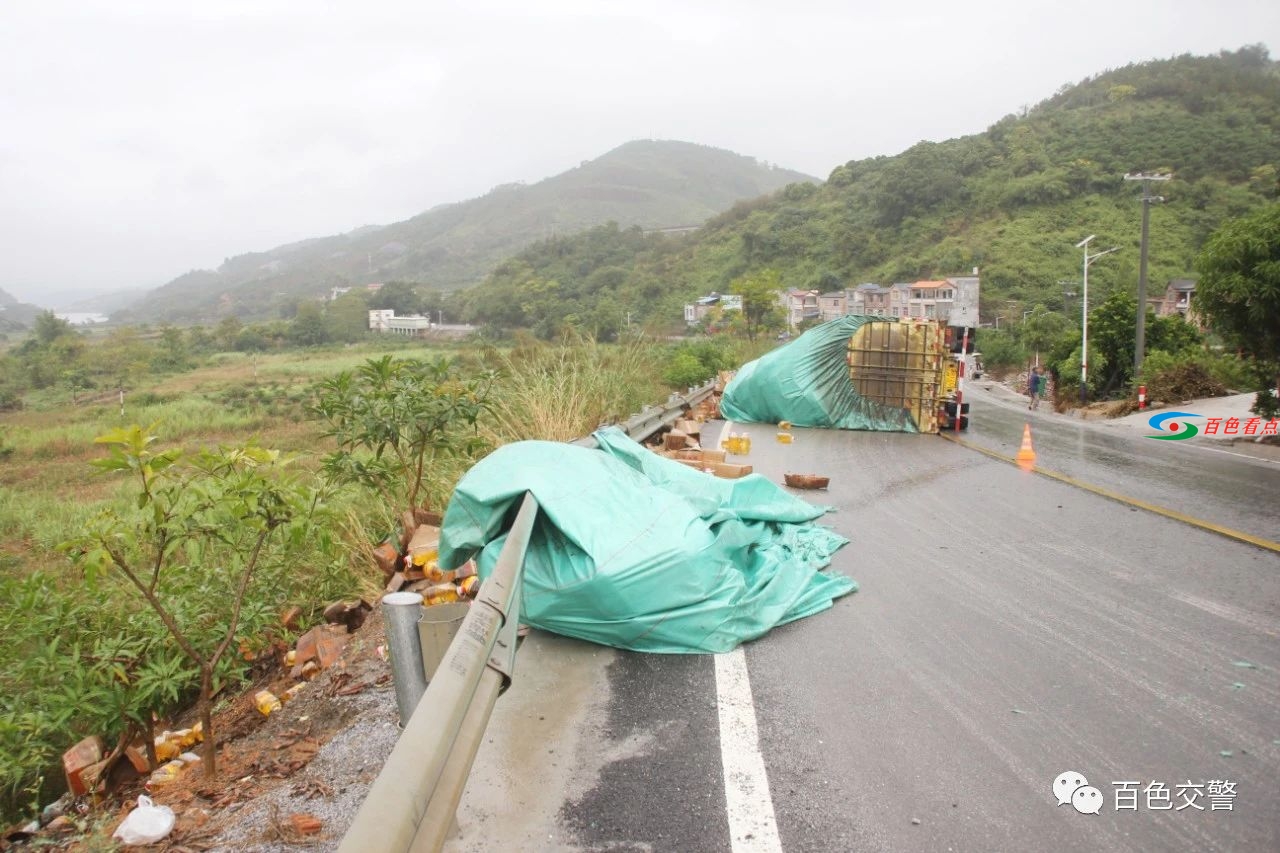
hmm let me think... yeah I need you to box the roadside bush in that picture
[663,339,738,387]
[974,329,1026,374]
[63,427,332,781]
[663,353,710,388]
[1138,350,1258,403]
[1140,354,1227,403]
[308,355,495,517]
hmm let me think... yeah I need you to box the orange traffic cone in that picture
[1016,423,1036,469]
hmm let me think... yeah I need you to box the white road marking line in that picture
[1186,442,1280,465]
[715,649,783,853]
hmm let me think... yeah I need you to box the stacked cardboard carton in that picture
[645,401,753,479]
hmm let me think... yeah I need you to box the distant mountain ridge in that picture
[456,46,1280,336]
[0,286,51,333]
[120,140,817,323]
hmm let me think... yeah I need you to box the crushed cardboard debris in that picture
[784,473,830,490]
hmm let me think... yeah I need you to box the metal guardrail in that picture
[573,379,718,448]
[338,494,534,853]
[339,379,718,852]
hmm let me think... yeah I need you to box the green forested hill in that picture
[459,46,1280,334]
[118,141,815,324]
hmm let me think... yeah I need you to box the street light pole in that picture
[1075,235,1120,405]
[1124,171,1171,378]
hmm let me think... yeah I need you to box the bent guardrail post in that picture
[338,493,537,853]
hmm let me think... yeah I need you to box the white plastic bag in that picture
[112,795,175,846]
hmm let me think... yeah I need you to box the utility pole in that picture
[1075,235,1120,405]
[1124,171,1171,378]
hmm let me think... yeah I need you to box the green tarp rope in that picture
[438,426,855,653]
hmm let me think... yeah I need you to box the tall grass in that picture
[3,396,272,454]
[481,336,669,442]
[0,486,117,553]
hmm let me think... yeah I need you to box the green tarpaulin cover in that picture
[720,315,918,432]
[438,426,855,653]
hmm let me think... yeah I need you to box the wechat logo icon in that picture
[1054,770,1103,815]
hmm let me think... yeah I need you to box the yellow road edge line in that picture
[940,432,1280,555]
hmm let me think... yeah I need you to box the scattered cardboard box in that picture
[406,524,441,567]
[371,541,400,578]
[290,814,323,836]
[292,625,349,677]
[63,736,104,796]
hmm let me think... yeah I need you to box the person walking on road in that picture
[1027,365,1044,410]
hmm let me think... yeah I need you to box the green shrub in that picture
[308,355,495,516]
[661,338,747,388]
[1139,350,1256,403]
[663,353,709,388]
[1139,351,1228,403]
[974,329,1026,373]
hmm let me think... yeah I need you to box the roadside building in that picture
[385,315,432,337]
[888,283,912,317]
[908,280,953,319]
[857,284,889,316]
[683,292,741,326]
[848,283,881,315]
[368,309,430,336]
[819,291,848,322]
[1151,279,1198,325]
[783,290,821,329]
[944,273,980,328]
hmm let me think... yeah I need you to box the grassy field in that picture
[0,334,717,821]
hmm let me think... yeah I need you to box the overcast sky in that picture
[2,1,1277,306]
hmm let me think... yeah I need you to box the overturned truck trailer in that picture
[720,315,972,433]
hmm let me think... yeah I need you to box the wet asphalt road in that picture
[961,381,1279,542]
[448,409,1280,853]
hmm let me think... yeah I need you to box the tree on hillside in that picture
[1089,291,1139,396]
[32,310,74,346]
[215,316,243,351]
[1018,305,1071,363]
[731,269,785,342]
[1083,291,1205,399]
[289,301,329,347]
[368,281,420,315]
[97,327,152,392]
[1194,202,1280,416]
[326,292,371,343]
